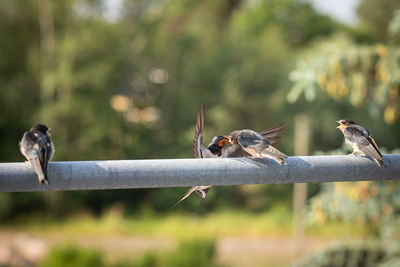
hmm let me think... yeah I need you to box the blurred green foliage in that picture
[292,243,386,267]
[357,0,400,42]
[163,239,216,267]
[40,239,216,267]
[39,245,104,267]
[300,148,400,265]
[0,0,398,236]
[1,0,400,265]
[286,0,400,264]
[0,0,340,218]
[288,34,400,125]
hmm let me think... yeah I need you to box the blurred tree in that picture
[289,6,400,263]
[357,0,400,42]
[0,1,41,161]
[388,10,400,38]
[0,0,339,218]
[287,34,400,151]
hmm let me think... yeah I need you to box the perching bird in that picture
[172,104,219,209]
[336,119,385,168]
[219,123,285,158]
[20,124,55,184]
[224,129,288,165]
[173,105,286,208]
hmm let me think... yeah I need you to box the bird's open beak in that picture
[217,136,229,147]
[226,136,234,144]
[336,121,343,129]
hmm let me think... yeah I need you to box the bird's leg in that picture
[352,151,366,157]
[349,150,365,157]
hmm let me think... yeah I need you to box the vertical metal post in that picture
[293,114,309,258]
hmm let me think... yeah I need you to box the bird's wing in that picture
[236,130,288,158]
[260,144,288,158]
[221,143,250,158]
[172,186,199,209]
[259,123,285,146]
[266,136,282,145]
[237,131,267,148]
[367,135,383,157]
[49,140,55,161]
[19,132,29,158]
[193,104,205,158]
[29,157,46,182]
[345,126,383,163]
[38,134,52,178]
[359,143,384,166]
[259,123,285,138]
[20,131,47,183]
[344,126,370,146]
[20,132,40,161]
[236,130,269,156]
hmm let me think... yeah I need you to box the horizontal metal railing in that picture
[0,155,399,192]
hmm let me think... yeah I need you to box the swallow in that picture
[224,129,288,165]
[172,104,219,209]
[217,123,286,158]
[173,106,286,208]
[336,119,385,168]
[20,124,55,184]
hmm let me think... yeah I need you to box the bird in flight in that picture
[172,105,286,208]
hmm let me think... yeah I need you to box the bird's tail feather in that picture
[29,158,48,184]
[374,158,387,168]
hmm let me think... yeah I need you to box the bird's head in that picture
[336,119,355,130]
[226,130,243,145]
[31,124,51,136]
[207,135,229,155]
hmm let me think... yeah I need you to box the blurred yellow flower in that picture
[376,44,388,57]
[317,72,327,88]
[384,106,399,124]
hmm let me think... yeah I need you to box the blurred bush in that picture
[163,239,216,267]
[297,148,400,266]
[292,243,386,267]
[40,239,216,267]
[39,245,104,267]
[293,242,400,267]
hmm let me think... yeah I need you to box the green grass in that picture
[1,206,365,239]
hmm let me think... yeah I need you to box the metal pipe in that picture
[0,155,399,192]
